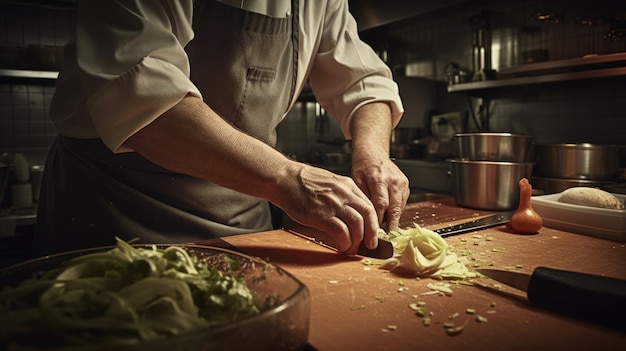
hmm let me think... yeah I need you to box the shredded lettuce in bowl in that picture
[0,238,261,349]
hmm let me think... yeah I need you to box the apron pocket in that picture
[247,66,276,82]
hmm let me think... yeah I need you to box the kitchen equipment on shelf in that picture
[0,244,310,351]
[476,267,626,332]
[449,159,534,210]
[470,11,494,81]
[520,25,549,64]
[533,143,621,180]
[455,132,532,162]
[427,112,463,159]
[443,62,469,85]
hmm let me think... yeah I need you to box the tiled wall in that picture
[0,84,57,164]
[0,2,76,165]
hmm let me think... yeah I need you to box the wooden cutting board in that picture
[220,199,626,351]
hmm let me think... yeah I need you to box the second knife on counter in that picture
[477,267,626,332]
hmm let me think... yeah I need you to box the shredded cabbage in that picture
[378,225,476,280]
[0,238,260,349]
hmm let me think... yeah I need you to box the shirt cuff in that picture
[338,78,404,140]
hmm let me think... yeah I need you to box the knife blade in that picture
[433,211,515,237]
[285,211,514,259]
[477,267,626,331]
[286,224,394,259]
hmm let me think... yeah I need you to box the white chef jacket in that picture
[50,0,404,153]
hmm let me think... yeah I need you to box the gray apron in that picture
[33,0,298,256]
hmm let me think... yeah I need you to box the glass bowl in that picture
[0,244,310,351]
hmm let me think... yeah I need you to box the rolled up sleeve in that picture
[87,57,201,153]
[307,0,404,139]
[75,0,200,153]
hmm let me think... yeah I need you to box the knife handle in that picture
[527,266,626,332]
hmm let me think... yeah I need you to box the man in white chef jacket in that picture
[33,0,409,257]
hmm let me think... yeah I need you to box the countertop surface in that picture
[196,198,626,351]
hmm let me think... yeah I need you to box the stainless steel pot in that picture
[533,143,620,180]
[449,159,534,210]
[455,133,532,162]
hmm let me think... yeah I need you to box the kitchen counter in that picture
[196,198,626,350]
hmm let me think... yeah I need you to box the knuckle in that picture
[389,206,403,217]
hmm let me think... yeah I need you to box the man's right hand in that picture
[275,163,380,256]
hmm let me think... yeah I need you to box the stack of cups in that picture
[448,133,534,211]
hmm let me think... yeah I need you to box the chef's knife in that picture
[433,210,514,237]
[476,267,626,331]
[286,211,513,259]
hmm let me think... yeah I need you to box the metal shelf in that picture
[498,52,626,75]
[448,66,626,95]
[0,69,58,80]
[447,53,626,96]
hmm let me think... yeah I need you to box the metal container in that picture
[455,133,532,162]
[449,159,534,210]
[533,143,620,180]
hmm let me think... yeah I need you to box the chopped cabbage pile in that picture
[378,225,476,280]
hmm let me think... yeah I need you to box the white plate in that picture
[531,192,626,242]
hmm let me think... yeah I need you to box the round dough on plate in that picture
[557,187,624,209]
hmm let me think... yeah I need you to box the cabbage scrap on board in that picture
[378,225,476,279]
[0,238,261,349]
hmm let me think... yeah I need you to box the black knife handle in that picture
[527,266,626,332]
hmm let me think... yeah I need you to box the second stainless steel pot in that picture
[533,143,620,180]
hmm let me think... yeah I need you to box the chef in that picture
[33,0,409,257]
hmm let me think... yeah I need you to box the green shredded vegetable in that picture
[0,238,261,349]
